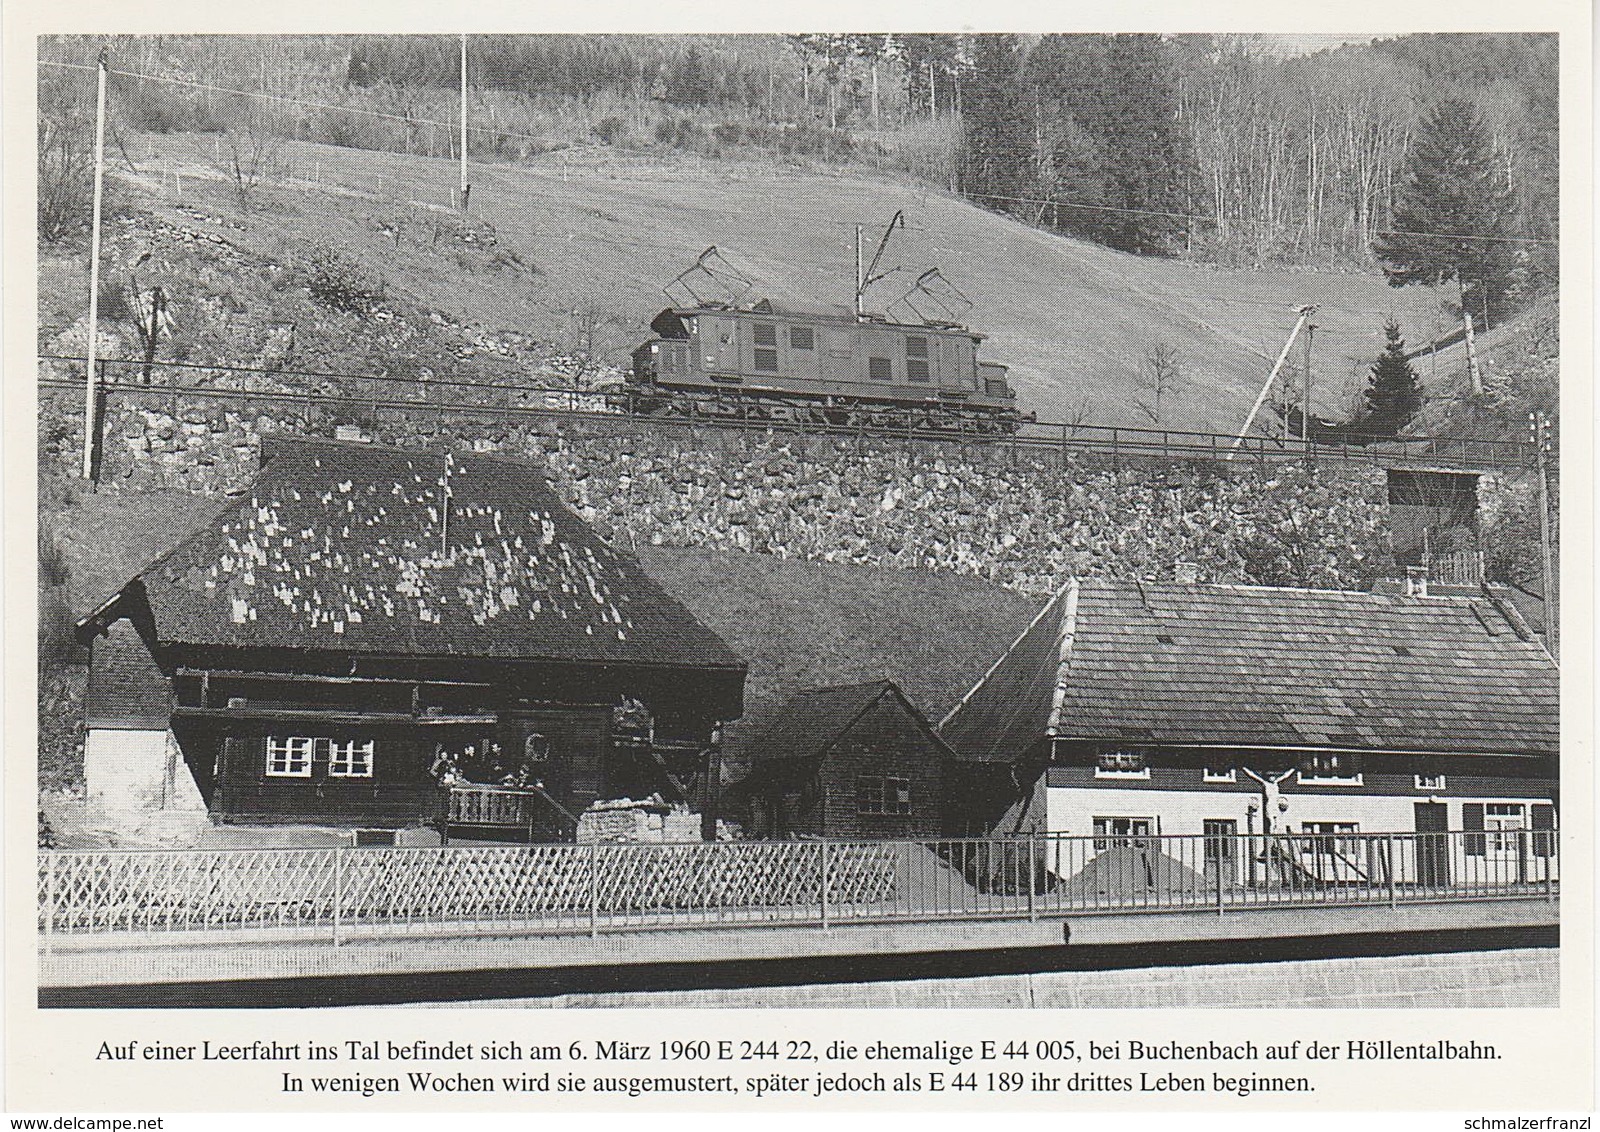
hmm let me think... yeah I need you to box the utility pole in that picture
[459,34,470,211]
[1460,279,1484,396]
[1532,411,1557,652]
[1301,320,1315,443]
[854,210,905,319]
[1228,304,1317,459]
[82,47,109,482]
[854,224,863,318]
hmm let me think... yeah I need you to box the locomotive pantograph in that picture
[626,214,1027,433]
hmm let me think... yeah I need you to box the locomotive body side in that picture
[630,302,1021,426]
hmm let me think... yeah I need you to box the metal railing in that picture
[38,829,1556,947]
[38,354,1537,472]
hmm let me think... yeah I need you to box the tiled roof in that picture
[941,577,1558,760]
[118,438,744,671]
[749,679,954,763]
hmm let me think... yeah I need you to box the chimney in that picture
[1174,561,1200,585]
[1405,565,1429,597]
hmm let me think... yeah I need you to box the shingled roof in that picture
[86,438,743,672]
[748,679,956,763]
[940,577,1558,761]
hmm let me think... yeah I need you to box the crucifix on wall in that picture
[1241,765,1297,834]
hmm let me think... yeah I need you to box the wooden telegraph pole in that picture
[1532,411,1557,652]
[1461,280,1485,396]
[82,48,109,482]
[1301,320,1315,443]
[1228,304,1317,459]
[459,34,470,210]
[853,225,863,318]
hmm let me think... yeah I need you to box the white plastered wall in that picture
[84,728,206,813]
[1045,783,1559,884]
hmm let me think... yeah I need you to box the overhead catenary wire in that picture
[956,188,1558,247]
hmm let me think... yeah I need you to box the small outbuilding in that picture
[741,679,965,840]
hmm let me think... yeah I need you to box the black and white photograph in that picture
[6,11,1591,1115]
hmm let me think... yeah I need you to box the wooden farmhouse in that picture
[939,576,1559,881]
[741,679,979,839]
[75,438,746,840]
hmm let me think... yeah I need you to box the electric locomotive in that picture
[628,298,1023,432]
[624,225,1027,433]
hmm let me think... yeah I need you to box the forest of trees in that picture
[956,33,1556,287]
[39,32,1558,290]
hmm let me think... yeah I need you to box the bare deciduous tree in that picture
[559,296,628,387]
[1134,341,1182,425]
[220,115,283,210]
[37,113,94,244]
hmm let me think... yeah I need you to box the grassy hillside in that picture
[637,546,1037,766]
[45,132,1447,434]
[1406,295,1559,443]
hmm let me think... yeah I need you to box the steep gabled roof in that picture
[937,585,1077,763]
[940,577,1558,760]
[83,438,743,672]
[749,679,956,763]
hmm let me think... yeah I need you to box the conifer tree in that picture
[1376,99,1518,323]
[1364,320,1423,434]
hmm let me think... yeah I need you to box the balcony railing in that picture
[446,784,540,827]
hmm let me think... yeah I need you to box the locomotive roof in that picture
[660,299,979,336]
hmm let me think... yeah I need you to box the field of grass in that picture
[637,546,1038,766]
[72,132,1449,434]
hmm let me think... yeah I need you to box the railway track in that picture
[37,355,1537,472]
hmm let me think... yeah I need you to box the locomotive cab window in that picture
[753,323,779,372]
[868,356,893,382]
[905,335,931,383]
[789,326,815,350]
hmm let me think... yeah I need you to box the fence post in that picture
[44,854,56,956]
[1388,836,1398,909]
[1027,835,1037,922]
[1216,845,1226,917]
[332,845,344,947]
[818,842,830,930]
[589,842,600,938]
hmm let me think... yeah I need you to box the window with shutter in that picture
[266,736,314,777]
[327,738,374,778]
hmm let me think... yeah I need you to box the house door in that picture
[500,710,607,842]
[1414,802,1449,888]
